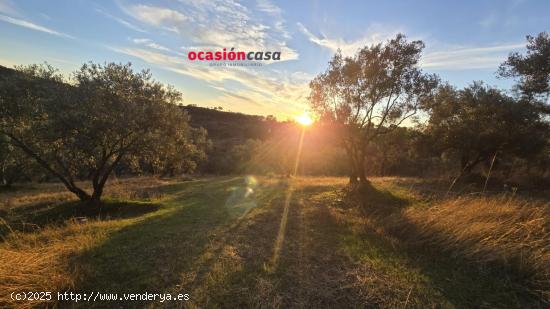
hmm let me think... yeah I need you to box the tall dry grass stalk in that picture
[403,196,549,300]
[0,220,114,308]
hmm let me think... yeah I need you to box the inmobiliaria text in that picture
[187,48,281,61]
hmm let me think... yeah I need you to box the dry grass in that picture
[0,220,119,308]
[404,196,550,300]
[354,178,550,303]
[0,176,175,308]
[0,176,548,307]
[0,176,173,212]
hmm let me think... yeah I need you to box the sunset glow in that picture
[295,113,313,126]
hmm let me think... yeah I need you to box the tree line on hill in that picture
[0,32,549,202]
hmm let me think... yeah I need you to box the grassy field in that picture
[0,176,548,308]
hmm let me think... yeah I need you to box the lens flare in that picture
[295,112,313,126]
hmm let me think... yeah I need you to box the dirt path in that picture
[185,181,377,308]
[272,185,369,308]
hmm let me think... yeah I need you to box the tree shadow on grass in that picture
[67,176,272,308]
[68,179,342,308]
[178,182,365,308]
[346,184,542,308]
[269,184,373,308]
[0,200,161,238]
[0,178,223,237]
[340,181,411,216]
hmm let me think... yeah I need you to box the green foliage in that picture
[499,32,550,101]
[224,122,349,176]
[0,136,42,186]
[365,127,424,176]
[309,34,439,183]
[424,82,548,175]
[0,62,205,202]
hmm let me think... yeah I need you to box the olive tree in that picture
[0,62,204,203]
[309,34,438,185]
[424,82,548,178]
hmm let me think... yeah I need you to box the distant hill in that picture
[182,105,287,173]
[183,105,278,142]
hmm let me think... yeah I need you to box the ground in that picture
[0,176,547,308]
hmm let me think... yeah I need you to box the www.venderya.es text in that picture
[11,291,190,303]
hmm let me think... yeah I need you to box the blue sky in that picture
[0,0,548,119]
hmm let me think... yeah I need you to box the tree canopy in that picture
[424,82,548,177]
[0,62,206,203]
[309,34,439,184]
[499,32,550,102]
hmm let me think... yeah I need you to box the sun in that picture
[295,112,313,126]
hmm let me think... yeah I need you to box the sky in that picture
[0,0,549,119]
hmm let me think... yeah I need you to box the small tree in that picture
[0,62,203,203]
[309,34,438,185]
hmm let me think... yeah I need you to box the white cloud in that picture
[123,4,189,30]
[110,47,180,67]
[422,43,524,70]
[0,14,73,38]
[110,46,308,118]
[297,22,401,56]
[256,0,282,16]
[95,8,146,33]
[256,0,289,39]
[132,38,149,44]
[113,1,302,117]
[131,38,171,51]
[120,0,298,62]
[39,13,51,20]
[297,21,524,71]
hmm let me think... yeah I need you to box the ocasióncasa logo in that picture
[187,47,281,62]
